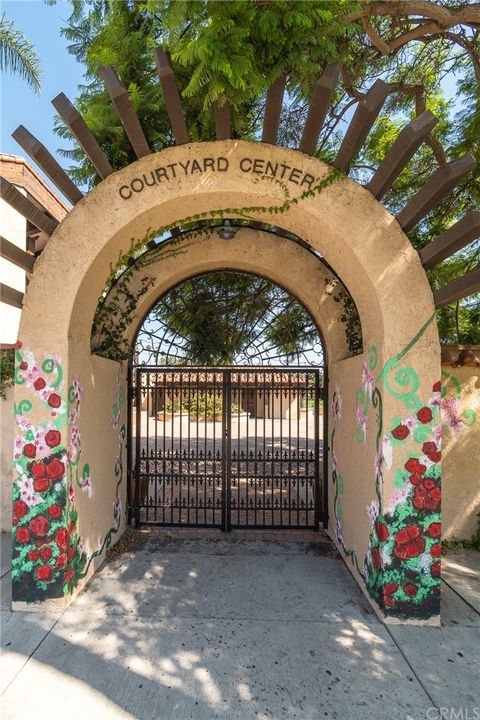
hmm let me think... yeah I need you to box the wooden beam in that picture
[11,125,83,206]
[214,103,230,140]
[52,92,113,179]
[397,155,475,233]
[366,110,438,200]
[300,63,341,156]
[0,176,58,235]
[434,268,480,308]
[333,80,390,172]
[154,47,189,145]
[420,211,480,269]
[262,74,286,145]
[100,66,150,159]
[0,283,24,309]
[0,236,35,272]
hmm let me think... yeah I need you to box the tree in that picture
[0,12,41,93]
[138,271,321,366]
[53,0,480,343]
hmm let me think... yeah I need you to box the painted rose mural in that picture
[333,315,442,620]
[12,344,89,601]
[12,345,126,603]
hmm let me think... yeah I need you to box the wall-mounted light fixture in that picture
[216,219,238,240]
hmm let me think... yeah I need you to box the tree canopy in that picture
[0,12,41,93]
[53,0,480,344]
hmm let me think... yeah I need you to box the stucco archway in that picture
[13,141,441,623]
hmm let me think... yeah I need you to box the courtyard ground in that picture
[0,529,478,720]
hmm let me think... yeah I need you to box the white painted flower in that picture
[54,482,62,492]
[374,448,384,483]
[355,405,368,436]
[440,396,465,437]
[380,544,392,567]
[335,517,344,544]
[366,499,379,530]
[77,538,84,556]
[361,362,375,400]
[15,414,31,432]
[433,423,442,444]
[382,434,393,469]
[332,384,342,423]
[404,413,417,431]
[80,474,93,498]
[386,482,411,514]
[332,451,339,475]
[72,376,84,401]
[113,496,122,529]
[18,475,43,507]
[419,552,434,573]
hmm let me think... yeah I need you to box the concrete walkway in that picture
[1,531,479,720]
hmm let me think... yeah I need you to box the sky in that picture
[1,0,84,203]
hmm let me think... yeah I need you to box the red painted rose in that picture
[403,583,417,597]
[412,495,425,510]
[406,525,421,539]
[409,473,422,486]
[431,560,441,578]
[67,545,75,562]
[423,478,436,490]
[47,393,61,408]
[394,545,409,560]
[384,594,395,607]
[35,565,54,582]
[39,546,52,562]
[376,522,389,542]
[56,553,67,568]
[65,568,74,584]
[33,377,46,391]
[383,583,398,596]
[13,499,28,519]
[69,521,76,534]
[371,547,382,570]
[27,550,39,561]
[19,361,28,370]
[46,459,65,480]
[395,529,410,545]
[432,381,441,393]
[23,443,36,458]
[431,543,442,557]
[31,462,46,479]
[430,487,441,502]
[28,515,50,538]
[422,441,437,457]
[55,527,69,550]
[429,451,441,463]
[405,458,419,473]
[416,407,433,424]
[392,424,409,441]
[427,522,441,538]
[16,527,30,543]
[35,539,42,547]
[47,504,63,520]
[45,430,61,448]
[33,476,50,493]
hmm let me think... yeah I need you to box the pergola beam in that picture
[12,125,84,205]
[262,74,286,145]
[366,111,438,200]
[434,268,480,308]
[100,66,150,159]
[0,177,58,236]
[52,93,113,179]
[0,236,35,273]
[214,103,230,140]
[154,48,189,145]
[0,283,24,309]
[333,80,390,172]
[299,63,341,156]
[420,211,480,269]
[397,155,475,233]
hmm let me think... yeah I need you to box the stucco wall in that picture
[13,141,440,622]
[442,365,480,540]
[1,388,14,533]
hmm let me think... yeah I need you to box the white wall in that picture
[0,194,26,344]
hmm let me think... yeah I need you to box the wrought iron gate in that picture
[128,367,325,530]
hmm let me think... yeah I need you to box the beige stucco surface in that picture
[442,365,480,540]
[15,141,439,619]
[1,388,14,533]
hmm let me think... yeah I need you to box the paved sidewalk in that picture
[1,531,478,720]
